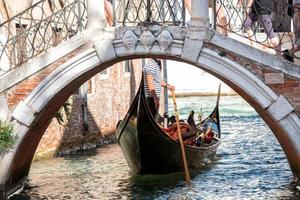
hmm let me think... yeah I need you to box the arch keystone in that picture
[140,30,156,51]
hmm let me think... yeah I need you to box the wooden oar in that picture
[171,90,191,183]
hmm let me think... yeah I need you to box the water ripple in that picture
[9,96,300,200]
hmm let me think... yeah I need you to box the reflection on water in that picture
[10,96,300,200]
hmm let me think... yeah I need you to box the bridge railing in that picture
[0,0,87,76]
[213,0,298,62]
[112,0,185,26]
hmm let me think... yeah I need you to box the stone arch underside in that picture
[1,32,300,196]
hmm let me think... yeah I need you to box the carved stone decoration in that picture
[122,30,138,52]
[140,30,156,51]
[157,30,173,52]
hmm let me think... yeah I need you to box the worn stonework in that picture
[5,47,88,110]
[181,39,203,62]
[205,42,300,114]
[264,73,285,85]
[267,95,295,121]
[2,45,142,158]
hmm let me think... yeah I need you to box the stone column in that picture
[87,0,106,29]
[191,0,209,28]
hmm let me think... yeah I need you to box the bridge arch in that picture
[1,28,300,196]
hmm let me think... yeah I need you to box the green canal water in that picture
[10,96,300,200]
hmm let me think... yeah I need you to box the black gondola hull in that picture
[138,130,219,174]
[116,80,221,175]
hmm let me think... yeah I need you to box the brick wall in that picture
[35,59,143,158]
[3,47,143,158]
[88,59,142,134]
[5,48,85,110]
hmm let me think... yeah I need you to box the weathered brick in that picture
[277,83,299,88]
[206,42,300,119]
[292,97,300,102]
[34,59,143,156]
[278,87,295,93]
[264,73,284,85]
[295,105,300,113]
[285,78,299,84]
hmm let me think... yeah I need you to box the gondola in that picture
[115,79,221,175]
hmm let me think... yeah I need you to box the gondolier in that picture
[143,58,174,117]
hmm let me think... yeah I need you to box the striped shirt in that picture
[143,59,162,98]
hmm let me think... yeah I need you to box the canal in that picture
[10,96,300,199]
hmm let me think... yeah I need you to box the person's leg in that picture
[216,0,228,36]
[146,97,158,118]
[184,0,192,15]
[243,11,256,46]
[292,5,300,54]
[259,14,281,56]
[104,0,113,26]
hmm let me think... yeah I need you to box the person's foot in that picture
[282,49,294,62]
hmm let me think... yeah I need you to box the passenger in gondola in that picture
[143,58,175,118]
[168,115,176,125]
[204,126,214,143]
[194,122,215,145]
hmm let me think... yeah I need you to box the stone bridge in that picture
[1,0,300,198]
